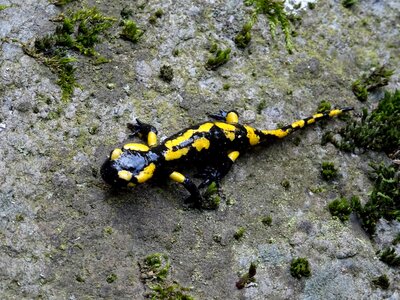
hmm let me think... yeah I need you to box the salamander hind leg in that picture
[195,151,240,209]
[208,110,239,124]
[127,119,158,147]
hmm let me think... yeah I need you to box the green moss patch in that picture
[237,0,294,53]
[139,253,194,299]
[326,90,400,155]
[328,197,352,222]
[290,257,311,279]
[356,163,399,234]
[321,162,338,181]
[205,47,231,70]
[351,66,394,102]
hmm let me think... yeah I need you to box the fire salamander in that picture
[101,108,353,207]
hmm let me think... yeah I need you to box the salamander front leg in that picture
[169,171,203,208]
[127,119,158,147]
[208,110,239,124]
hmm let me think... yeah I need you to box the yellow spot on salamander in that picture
[192,137,210,151]
[135,163,156,183]
[110,148,122,160]
[118,170,132,181]
[147,132,157,147]
[291,120,305,129]
[313,113,324,119]
[306,118,315,125]
[123,143,150,152]
[226,111,239,124]
[127,182,136,188]
[261,129,289,139]
[228,151,240,162]
[329,109,341,117]
[215,122,236,141]
[164,147,189,161]
[198,122,214,132]
[169,171,185,183]
[244,125,260,145]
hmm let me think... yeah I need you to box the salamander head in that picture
[101,143,158,188]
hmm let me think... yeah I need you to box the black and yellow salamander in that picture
[101,107,353,207]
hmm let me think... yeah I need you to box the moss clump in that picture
[200,181,222,209]
[26,7,116,101]
[149,8,164,24]
[103,226,113,235]
[148,284,194,300]
[342,0,358,8]
[372,274,390,290]
[142,253,171,282]
[236,262,257,289]
[15,214,25,222]
[223,83,231,90]
[75,274,85,283]
[205,47,231,70]
[355,163,399,234]
[234,227,246,240]
[120,20,143,43]
[257,99,267,114]
[0,4,10,11]
[242,0,294,53]
[307,2,316,9]
[328,198,352,222]
[351,66,394,101]
[234,22,252,49]
[378,247,400,267]
[290,258,311,279]
[159,65,174,82]
[317,100,332,113]
[321,162,338,181]
[392,233,400,245]
[106,273,117,283]
[338,90,400,154]
[280,179,290,189]
[261,215,272,226]
[139,253,194,299]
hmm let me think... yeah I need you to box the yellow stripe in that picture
[329,109,341,117]
[118,170,132,181]
[110,148,123,160]
[306,118,315,124]
[164,147,190,161]
[169,171,185,183]
[313,113,324,119]
[291,120,305,129]
[228,151,240,162]
[261,129,288,138]
[123,143,150,151]
[244,125,260,146]
[192,137,210,151]
[135,163,156,183]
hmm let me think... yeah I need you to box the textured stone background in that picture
[0,0,399,299]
